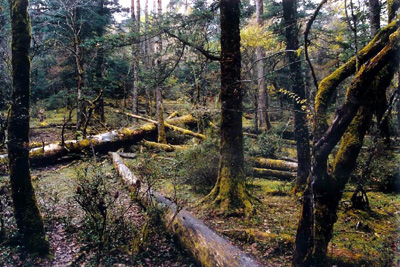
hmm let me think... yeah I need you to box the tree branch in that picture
[164,29,221,61]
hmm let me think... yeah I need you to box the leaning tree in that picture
[293,18,400,266]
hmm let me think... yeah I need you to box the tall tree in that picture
[282,0,311,192]
[131,0,139,115]
[8,0,49,255]
[255,0,271,131]
[156,0,167,143]
[94,0,105,122]
[203,0,252,216]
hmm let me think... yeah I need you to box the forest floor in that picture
[123,153,400,267]
[1,106,399,266]
[0,160,196,267]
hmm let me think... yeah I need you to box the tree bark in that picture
[203,0,252,216]
[8,0,49,255]
[110,152,262,267]
[282,0,311,192]
[255,0,271,131]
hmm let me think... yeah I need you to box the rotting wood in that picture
[142,140,188,152]
[252,167,297,180]
[252,157,298,171]
[114,110,206,140]
[0,115,197,167]
[110,152,262,267]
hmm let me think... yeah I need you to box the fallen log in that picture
[252,168,296,180]
[0,115,197,167]
[220,228,293,244]
[252,157,298,171]
[167,111,179,119]
[110,152,262,267]
[114,110,206,140]
[117,152,137,159]
[142,140,188,152]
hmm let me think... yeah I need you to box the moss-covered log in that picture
[8,0,49,255]
[110,152,262,267]
[252,168,296,180]
[252,157,298,171]
[142,140,188,152]
[115,110,206,140]
[220,228,293,244]
[0,115,197,167]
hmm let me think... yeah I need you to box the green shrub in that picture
[73,163,137,259]
[45,91,74,110]
[176,138,219,193]
[245,131,282,159]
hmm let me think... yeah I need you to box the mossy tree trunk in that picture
[204,0,252,216]
[8,0,49,255]
[256,0,271,131]
[293,25,400,266]
[282,0,311,192]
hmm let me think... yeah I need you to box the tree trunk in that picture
[293,26,400,266]
[95,0,105,122]
[8,0,49,255]
[203,0,252,216]
[256,0,271,131]
[156,88,167,143]
[131,0,138,116]
[282,0,311,192]
[110,152,262,267]
[388,0,400,23]
[368,0,381,36]
[155,0,166,144]
[314,19,399,141]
